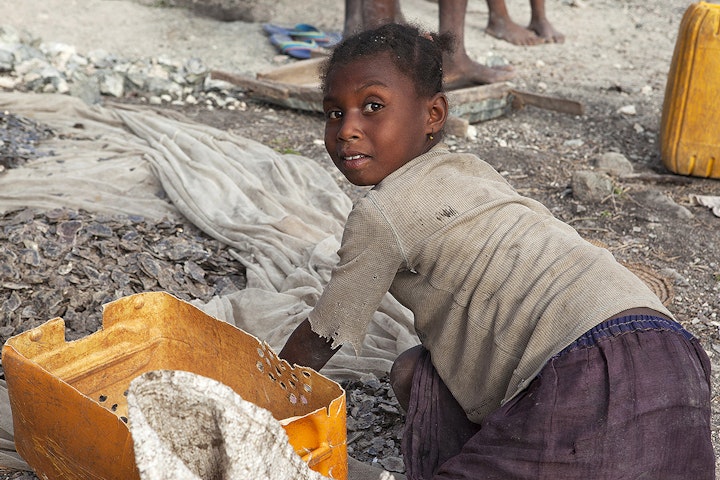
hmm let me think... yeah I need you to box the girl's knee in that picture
[390,345,424,410]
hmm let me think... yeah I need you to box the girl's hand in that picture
[279,319,339,371]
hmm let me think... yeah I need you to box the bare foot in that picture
[443,51,515,89]
[485,17,545,46]
[529,19,565,43]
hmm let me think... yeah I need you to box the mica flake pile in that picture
[0,207,247,349]
[0,111,53,170]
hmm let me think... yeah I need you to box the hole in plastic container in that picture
[256,361,264,372]
[301,370,311,378]
[111,404,118,412]
[303,384,312,393]
[280,381,287,390]
[257,348,264,358]
[268,373,276,381]
[289,393,297,404]
[99,395,107,402]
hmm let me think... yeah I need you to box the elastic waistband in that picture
[559,314,694,356]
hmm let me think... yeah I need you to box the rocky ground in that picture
[1,0,720,478]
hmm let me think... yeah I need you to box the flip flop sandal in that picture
[262,22,299,35]
[263,23,342,47]
[286,25,341,47]
[310,30,342,48]
[269,33,319,59]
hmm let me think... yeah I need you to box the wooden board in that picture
[211,57,583,133]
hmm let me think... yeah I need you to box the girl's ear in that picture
[426,92,449,135]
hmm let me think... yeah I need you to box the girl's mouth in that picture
[339,153,371,170]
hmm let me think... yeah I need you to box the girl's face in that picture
[322,52,446,186]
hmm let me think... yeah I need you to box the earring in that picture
[428,132,434,141]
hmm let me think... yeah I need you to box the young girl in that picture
[280,23,714,479]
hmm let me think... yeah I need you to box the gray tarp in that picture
[0,92,417,476]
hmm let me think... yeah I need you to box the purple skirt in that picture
[402,315,714,480]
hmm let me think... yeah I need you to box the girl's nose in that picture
[337,112,362,142]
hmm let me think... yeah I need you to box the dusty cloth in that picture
[690,194,720,217]
[309,146,671,423]
[127,369,399,480]
[0,91,418,470]
[128,370,326,480]
[0,380,26,470]
[402,315,714,480]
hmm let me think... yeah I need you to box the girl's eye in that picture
[363,102,383,113]
[326,110,342,120]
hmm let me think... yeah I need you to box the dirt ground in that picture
[1,0,720,477]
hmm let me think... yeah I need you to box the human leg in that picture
[343,0,404,37]
[432,317,714,479]
[528,0,564,43]
[344,0,364,37]
[362,0,404,27]
[438,0,515,88]
[389,344,424,411]
[398,347,481,479]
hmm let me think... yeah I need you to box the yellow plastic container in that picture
[660,1,720,179]
[2,292,347,480]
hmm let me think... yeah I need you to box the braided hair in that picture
[320,23,455,99]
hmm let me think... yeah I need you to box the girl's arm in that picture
[279,319,339,371]
[280,198,403,371]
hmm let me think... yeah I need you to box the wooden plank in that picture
[256,57,325,87]
[212,64,585,126]
[210,70,322,112]
[510,89,584,116]
[214,66,514,125]
[448,82,513,123]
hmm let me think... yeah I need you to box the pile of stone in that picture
[341,373,406,474]
[0,25,244,109]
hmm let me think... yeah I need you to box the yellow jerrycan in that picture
[2,292,348,480]
[660,1,720,179]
